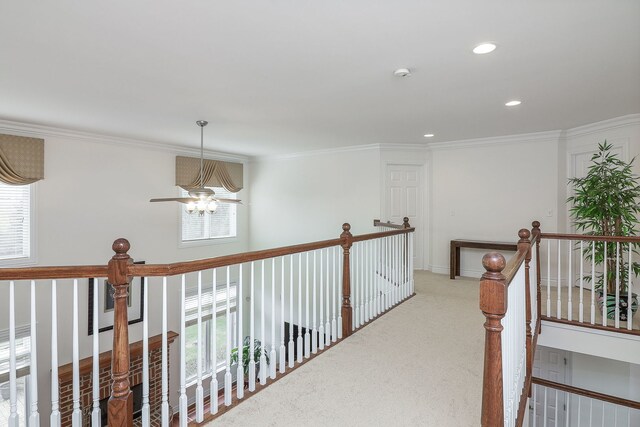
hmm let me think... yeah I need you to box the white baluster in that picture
[325,248,331,346]
[579,241,584,323]
[568,240,573,321]
[565,392,570,427]
[236,266,244,400]
[161,277,169,427]
[337,246,343,340]
[8,281,17,427]
[270,258,277,379]
[280,257,286,373]
[532,384,537,426]
[547,240,551,317]
[72,279,81,427]
[212,269,219,411]
[225,266,232,405]
[141,277,150,426]
[297,253,304,362]
[365,240,370,321]
[50,280,60,427]
[312,251,318,353]
[543,385,548,427]
[319,250,325,350]
[603,243,608,326]
[249,262,256,391]
[577,395,581,427]
[29,280,40,427]
[557,240,562,318]
[289,255,295,368]
[396,234,400,305]
[591,241,596,325]
[196,271,204,422]
[304,252,310,358]
[179,275,187,427]
[361,241,365,323]
[628,247,633,331]
[332,246,337,342]
[260,260,267,385]
[353,243,358,328]
[615,242,620,328]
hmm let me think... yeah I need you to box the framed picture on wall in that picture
[88,260,145,335]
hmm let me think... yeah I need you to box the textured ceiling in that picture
[0,1,638,156]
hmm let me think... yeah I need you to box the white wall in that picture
[249,147,381,249]
[0,123,249,416]
[428,133,561,277]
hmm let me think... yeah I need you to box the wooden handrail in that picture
[531,377,640,410]
[0,265,108,281]
[132,227,414,278]
[540,232,640,243]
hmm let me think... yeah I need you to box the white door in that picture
[385,164,423,269]
[531,346,568,426]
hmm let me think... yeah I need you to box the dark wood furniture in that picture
[450,239,517,279]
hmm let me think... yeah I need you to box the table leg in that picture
[450,242,456,279]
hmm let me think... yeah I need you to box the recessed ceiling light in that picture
[473,43,497,54]
[505,100,522,107]
[423,133,435,138]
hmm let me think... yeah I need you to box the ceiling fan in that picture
[150,120,242,214]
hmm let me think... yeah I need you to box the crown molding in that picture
[0,118,249,163]
[565,113,640,139]
[426,130,564,151]
[252,143,382,162]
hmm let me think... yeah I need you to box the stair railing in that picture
[0,219,415,426]
[479,222,540,427]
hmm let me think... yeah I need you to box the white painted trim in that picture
[0,118,249,163]
[253,143,382,162]
[426,130,563,151]
[565,113,640,140]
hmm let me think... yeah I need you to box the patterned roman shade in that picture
[0,133,45,185]
[175,156,243,193]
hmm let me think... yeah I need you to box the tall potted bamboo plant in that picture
[567,142,640,321]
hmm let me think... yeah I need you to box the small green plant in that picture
[567,141,640,295]
[230,337,270,376]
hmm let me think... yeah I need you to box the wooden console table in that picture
[450,239,517,279]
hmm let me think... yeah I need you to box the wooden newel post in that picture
[479,252,507,427]
[340,223,353,338]
[107,238,134,427]
[402,217,410,229]
[531,220,542,335]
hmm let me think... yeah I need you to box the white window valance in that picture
[175,156,243,193]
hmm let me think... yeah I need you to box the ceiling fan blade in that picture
[149,197,197,203]
[214,198,242,204]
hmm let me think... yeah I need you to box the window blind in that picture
[180,186,237,241]
[184,281,238,326]
[0,325,31,383]
[0,183,31,261]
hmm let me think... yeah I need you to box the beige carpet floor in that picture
[209,271,485,427]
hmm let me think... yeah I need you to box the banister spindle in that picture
[532,221,542,335]
[518,229,533,397]
[107,238,134,427]
[479,252,507,427]
[340,223,353,338]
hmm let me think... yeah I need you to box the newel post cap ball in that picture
[532,220,540,229]
[112,238,131,255]
[482,252,506,273]
[342,223,351,232]
[518,228,531,240]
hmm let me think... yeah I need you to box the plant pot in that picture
[596,291,638,321]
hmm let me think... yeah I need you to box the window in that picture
[0,183,34,265]
[180,187,237,243]
[0,326,31,427]
[184,281,238,384]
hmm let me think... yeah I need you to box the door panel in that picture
[385,164,423,269]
